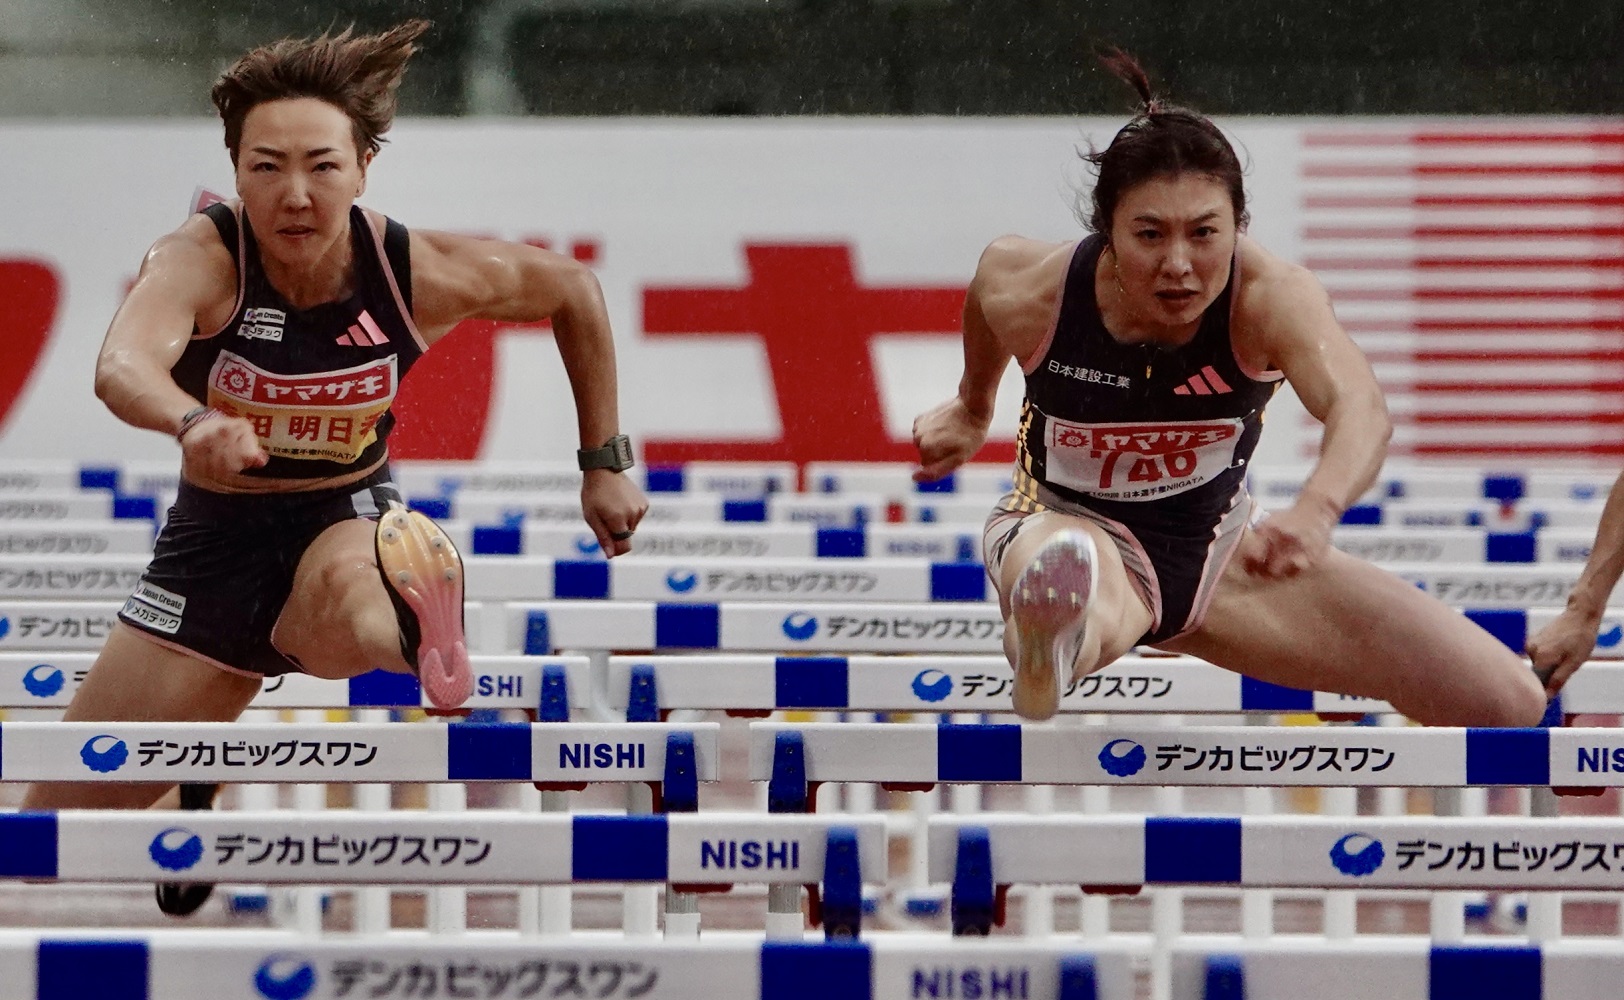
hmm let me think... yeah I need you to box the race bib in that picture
[1045,418,1243,502]
[207,351,396,464]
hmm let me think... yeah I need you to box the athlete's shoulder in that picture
[1233,234,1328,317]
[975,235,1074,287]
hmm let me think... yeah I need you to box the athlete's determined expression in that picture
[1103,173,1238,340]
[235,97,371,269]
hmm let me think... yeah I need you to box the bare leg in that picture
[22,624,262,810]
[991,511,1154,718]
[1159,528,1546,727]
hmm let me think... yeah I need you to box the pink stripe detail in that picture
[1018,240,1081,375]
[120,624,272,679]
[357,310,390,345]
[1187,374,1212,396]
[1200,365,1232,394]
[362,209,428,352]
[337,331,358,346]
[1173,385,1190,396]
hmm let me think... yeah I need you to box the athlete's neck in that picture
[259,221,357,310]
[1093,256,1201,349]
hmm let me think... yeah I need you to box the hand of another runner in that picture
[1246,494,1338,578]
[180,414,268,480]
[912,397,991,483]
[582,469,648,558]
[1526,606,1600,696]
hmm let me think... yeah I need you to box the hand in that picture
[912,396,991,483]
[1526,606,1601,696]
[582,469,648,558]
[180,413,268,480]
[1245,493,1337,578]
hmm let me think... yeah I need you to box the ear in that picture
[357,150,374,198]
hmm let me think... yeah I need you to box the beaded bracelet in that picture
[174,405,217,443]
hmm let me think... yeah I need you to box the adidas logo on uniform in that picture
[1173,365,1232,396]
[336,310,390,347]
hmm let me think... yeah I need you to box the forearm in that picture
[93,348,200,437]
[546,269,622,448]
[1565,470,1624,619]
[1300,389,1391,516]
[956,297,1007,422]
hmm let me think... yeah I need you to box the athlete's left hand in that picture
[582,470,648,558]
[1246,493,1339,578]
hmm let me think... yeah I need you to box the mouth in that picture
[1155,289,1199,305]
[278,225,316,238]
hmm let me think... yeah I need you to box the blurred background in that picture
[6,0,1622,117]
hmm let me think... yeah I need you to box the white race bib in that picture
[1045,417,1245,502]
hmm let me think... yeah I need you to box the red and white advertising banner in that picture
[0,118,1616,472]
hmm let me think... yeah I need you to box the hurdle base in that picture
[534,782,590,793]
[1081,884,1144,896]
[1553,786,1607,797]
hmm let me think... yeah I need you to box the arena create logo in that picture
[781,613,818,641]
[1329,833,1385,877]
[80,734,129,773]
[254,955,317,1000]
[911,669,953,703]
[665,570,698,594]
[1097,739,1147,777]
[149,827,205,872]
[22,664,64,698]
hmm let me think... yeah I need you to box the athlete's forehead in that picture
[239,98,356,157]
[1114,173,1234,226]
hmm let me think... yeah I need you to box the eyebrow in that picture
[1133,210,1224,225]
[246,146,343,159]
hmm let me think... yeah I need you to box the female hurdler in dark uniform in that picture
[24,20,648,913]
[913,52,1546,727]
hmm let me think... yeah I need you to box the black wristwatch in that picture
[577,434,634,473]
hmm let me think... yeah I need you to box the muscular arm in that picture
[408,228,646,554]
[410,230,622,449]
[913,237,1067,481]
[1526,469,1624,691]
[94,218,235,436]
[1237,239,1390,575]
[1241,242,1390,516]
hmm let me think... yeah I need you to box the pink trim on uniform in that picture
[195,202,248,341]
[363,210,429,353]
[1018,241,1080,375]
[1166,493,1258,643]
[122,625,270,680]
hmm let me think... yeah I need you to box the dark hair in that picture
[1083,49,1248,235]
[211,19,430,164]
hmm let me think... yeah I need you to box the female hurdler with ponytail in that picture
[913,50,1546,726]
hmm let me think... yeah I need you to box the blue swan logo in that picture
[574,535,601,556]
[1329,833,1385,877]
[80,734,128,773]
[23,664,64,697]
[253,955,316,1000]
[665,570,698,593]
[1597,623,1623,649]
[1097,739,1147,777]
[911,669,953,703]
[0,617,10,641]
[781,613,818,641]
[149,827,205,872]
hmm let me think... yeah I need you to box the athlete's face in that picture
[1106,173,1238,335]
[234,98,371,267]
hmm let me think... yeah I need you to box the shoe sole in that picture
[156,782,220,916]
[376,508,472,710]
[1008,531,1097,721]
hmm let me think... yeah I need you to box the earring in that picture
[1109,248,1127,296]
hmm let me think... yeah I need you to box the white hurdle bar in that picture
[749,722,1624,789]
[1171,938,1624,1000]
[0,932,1134,1000]
[0,721,717,786]
[927,815,1624,898]
[0,522,156,556]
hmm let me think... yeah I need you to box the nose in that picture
[1161,239,1194,276]
[283,174,313,210]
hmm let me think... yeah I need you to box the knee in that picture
[1480,668,1548,728]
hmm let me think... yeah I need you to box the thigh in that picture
[1161,530,1546,727]
[272,518,392,676]
[23,624,262,810]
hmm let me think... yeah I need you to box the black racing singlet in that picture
[1011,233,1281,537]
[171,202,424,480]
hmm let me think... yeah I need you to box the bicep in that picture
[411,231,586,333]
[1258,273,1381,421]
[100,238,223,370]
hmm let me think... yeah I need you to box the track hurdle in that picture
[0,932,1135,1000]
[1170,938,1624,1000]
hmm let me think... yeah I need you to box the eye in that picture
[251,162,277,172]
[314,162,339,172]
[1194,226,1220,238]
[1136,229,1161,240]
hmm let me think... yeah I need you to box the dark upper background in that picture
[8,0,1622,117]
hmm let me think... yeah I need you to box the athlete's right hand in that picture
[912,397,991,483]
[180,413,269,479]
[1526,605,1602,696]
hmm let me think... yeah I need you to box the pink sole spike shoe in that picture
[1008,530,1097,721]
[376,506,472,710]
